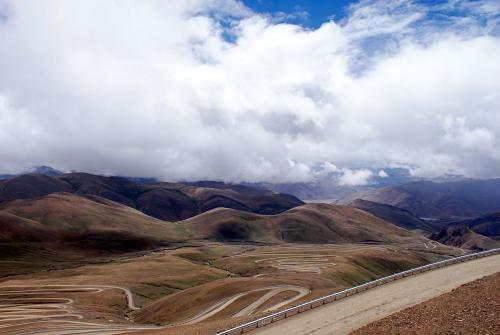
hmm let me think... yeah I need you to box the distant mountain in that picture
[183,203,428,244]
[337,179,500,220]
[350,199,438,234]
[0,165,63,180]
[30,165,63,176]
[0,174,74,202]
[0,172,303,221]
[248,168,415,201]
[124,176,158,184]
[430,225,499,251]
[250,181,371,202]
[184,180,274,197]
[456,212,500,240]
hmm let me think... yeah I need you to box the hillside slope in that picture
[0,174,73,202]
[430,225,499,251]
[460,212,500,240]
[0,173,303,221]
[0,192,183,250]
[349,199,437,233]
[338,179,500,219]
[182,203,426,244]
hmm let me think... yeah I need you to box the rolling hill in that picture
[182,203,427,244]
[337,179,500,219]
[430,225,500,251]
[0,192,183,250]
[0,174,73,202]
[349,199,438,234]
[0,192,187,277]
[0,173,304,221]
[455,212,500,240]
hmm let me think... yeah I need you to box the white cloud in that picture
[378,170,388,178]
[339,169,373,186]
[0,0,499,181]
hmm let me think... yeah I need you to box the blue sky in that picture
[243,0,451,27]
[243,0,355,27]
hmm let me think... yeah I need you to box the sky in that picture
[243,0,357,27]
[0,0,499,184]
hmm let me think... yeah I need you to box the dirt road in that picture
[252,253,500,335]
[182,285,309,324]
[0,285,156,335]
[0,283,309,334]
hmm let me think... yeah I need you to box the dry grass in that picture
[254,290,299,313]
[181,204,430,245]
[0,192,183,241]
[0,245,229,318]
[0,241,459,334]
[132,243,450,325]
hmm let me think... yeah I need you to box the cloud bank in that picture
[0,0,499,183]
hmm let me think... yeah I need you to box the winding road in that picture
[0,283,311,334]
[251,253,500,335]
[0,285,156,335]
[181,285,310,325]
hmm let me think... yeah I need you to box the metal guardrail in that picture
[216,247,500,335]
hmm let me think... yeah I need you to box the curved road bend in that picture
[252,253,500,335]
[0,285,140,310]
[182,286,309,325]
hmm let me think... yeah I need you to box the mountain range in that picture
[1,169,499,266]
[337,179,500,220]
[337,179,500,249]
[430,225,500,251]
[0,173,303,221]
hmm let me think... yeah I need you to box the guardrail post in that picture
[242,323,257,333]
[312,300,324,308]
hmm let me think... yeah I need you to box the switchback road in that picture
[252,253,500,335]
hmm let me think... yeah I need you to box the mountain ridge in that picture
[337,179,500,220]
[0,172,304,221]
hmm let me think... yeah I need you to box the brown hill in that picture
[430,225,499,251]
[0,192,183,251]
[182,203,426,244]
[180,185,302,215]
[58,173,302,221]
[0,174,73,202]
[350,199,438,234]
[0,212,56,242]
[58,172,138,207]
[0,173,303,221]
[184,180,274,197]
[62,173,303,220]
[460,212,500,240]
[337,179,500,220]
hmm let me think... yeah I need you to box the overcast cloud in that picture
[0,0,499,183]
